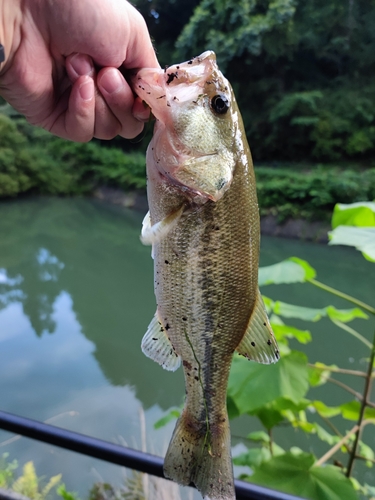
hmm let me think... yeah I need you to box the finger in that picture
[67,53,126,140]
[98,67,144,139]
[49,75,95,142]
[132,96,152,122]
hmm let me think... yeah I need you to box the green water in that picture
[0,197,374,497]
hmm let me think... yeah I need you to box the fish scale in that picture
[132,51,279,500]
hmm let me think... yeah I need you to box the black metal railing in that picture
[0,410,306,500]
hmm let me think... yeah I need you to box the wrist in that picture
[0,0,22,76]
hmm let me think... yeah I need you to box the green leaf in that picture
[340,401,375,422]
[255,407,285,429]
[325,305,368,322]
[233,447,271,468]
[329,226,375,262]
[331,202,375,229]
[271,301,369,323]
[258,257,316,286]
[250,452,358,500]
[272,323,312,344]
[247,431,270,443]
[311,401,341,418]
[153,408,181,429]
[273,301,326,321]
[228,351,309,415]
[308,363,336,387]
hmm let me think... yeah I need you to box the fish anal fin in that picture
[236,289,280,364]
[141,310,181,371]
[140,205,184,246]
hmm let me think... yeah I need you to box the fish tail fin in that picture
[163,409,235,500]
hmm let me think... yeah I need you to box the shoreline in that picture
[93,186,330,243]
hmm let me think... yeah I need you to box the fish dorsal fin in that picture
[141,311,181,371]
[140,205,184,246]
[236,289,280,364]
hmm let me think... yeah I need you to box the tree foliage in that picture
[136,0,375,162]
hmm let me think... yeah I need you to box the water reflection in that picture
[0,197,184,410]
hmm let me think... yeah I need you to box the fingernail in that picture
[79,79,94,101]
[100,70,123,94]
[70,53,93,76]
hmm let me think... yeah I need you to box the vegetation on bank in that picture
[1,111,374,222]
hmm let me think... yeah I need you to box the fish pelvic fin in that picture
[141,311,181,371]
[236,289,280,364]
[164,409,235,500]
[140,205,184,246]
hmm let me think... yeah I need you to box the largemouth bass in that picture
[132,51,279,500]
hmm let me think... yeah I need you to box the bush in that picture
[255,166,375,221]
[0,113,146,198]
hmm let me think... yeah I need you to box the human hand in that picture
[0,0,159,141]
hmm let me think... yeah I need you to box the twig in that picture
[346,326,375,477]
[327,377,375,409]
[316,424,359,467]
[307,279,375,315]
[308,363,367,377]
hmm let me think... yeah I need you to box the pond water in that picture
[0,197,374,498]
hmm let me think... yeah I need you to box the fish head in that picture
[132,51,242,202]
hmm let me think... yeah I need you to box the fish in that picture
[132,51,279,500]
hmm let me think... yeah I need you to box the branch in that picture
[346,326,375,477]
[308,363,367,377]
[315,424,359,467]
[327,377,375,409]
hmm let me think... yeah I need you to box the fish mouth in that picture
[130,51,220,119]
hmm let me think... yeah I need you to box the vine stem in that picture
[346,326,375,477]
[307,278,375,315]
[331,319,373,349]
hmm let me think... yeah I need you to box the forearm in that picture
[0,0,22,76]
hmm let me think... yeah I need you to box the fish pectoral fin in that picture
[236,289,280,364]
[140,205,184,246]
[141,311,181,371]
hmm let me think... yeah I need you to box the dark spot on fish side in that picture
[251,341,256,347]
[188,60,193,64]
[263,322,266,326]
[152,338,158,341]
[165,260,169,264]
[157,95,166,99]
[165,323,170,331]
[267,339,272,345]
[182,317,187,321]
[183,360,192,370]
[275,350,280,359]
[194,376,199,381]
[166,72,178,85]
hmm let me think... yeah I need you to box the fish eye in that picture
[211,94,230,114]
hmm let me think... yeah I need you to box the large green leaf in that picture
[249,452,358,500]
[228,351,309,415]
[259,257,316,286]
[331,202,375,229]
[329,226,375,262]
